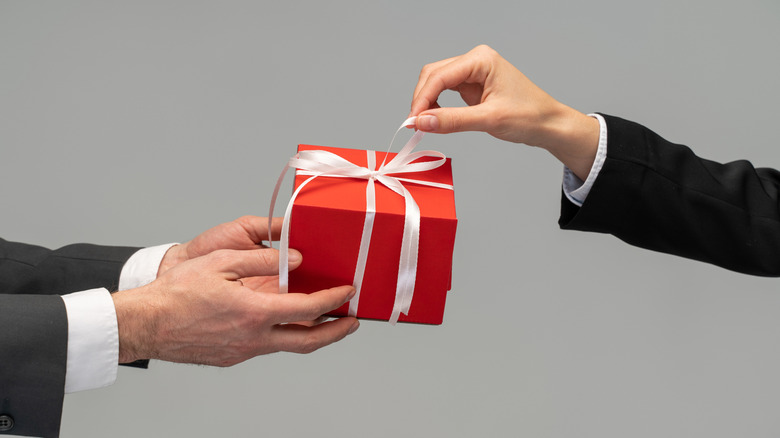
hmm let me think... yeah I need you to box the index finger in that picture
[410,54,492,118]
[233,215,283,243]
[412,45,501,118]
[411,55,458,108]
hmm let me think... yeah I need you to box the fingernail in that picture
[417,115,439,132]
[288,249,301,263]
[347,320,360,335]
[346,287,356,301]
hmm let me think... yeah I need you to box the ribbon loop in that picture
[269,116,453,324]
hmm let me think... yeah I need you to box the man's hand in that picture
[112,247,359,366]
[410,45,599,180]
[157,216,282,277]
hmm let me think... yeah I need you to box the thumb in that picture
[416,106,490,134]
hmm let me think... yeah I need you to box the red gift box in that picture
[285,144,457,324]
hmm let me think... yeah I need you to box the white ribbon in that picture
[268,117,453,324]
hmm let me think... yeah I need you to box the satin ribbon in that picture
[268,116,453,324]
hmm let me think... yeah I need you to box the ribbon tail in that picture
[389,186,421,325]
[397,129,425,158]
[349,151,377,317]
[379,118,425,171]
[268,161,293,246]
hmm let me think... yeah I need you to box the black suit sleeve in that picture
[0,239,141,438]
[559,114,780,277]
[0,239,140,295]
[0,294,68,438]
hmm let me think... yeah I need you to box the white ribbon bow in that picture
[268,117,453,324]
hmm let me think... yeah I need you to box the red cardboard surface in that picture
[288,144,457,324]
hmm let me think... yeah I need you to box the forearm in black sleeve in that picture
[0,239,148,437]
[0,294,67,438]
[559,113,780,277]
[0,239,141,295]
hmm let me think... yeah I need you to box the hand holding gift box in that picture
[270,117,457,324]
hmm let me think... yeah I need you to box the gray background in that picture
[2,1,780,437]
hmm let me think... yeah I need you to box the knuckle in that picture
[297,334,324,354]
[219,356,245,367]
[473,45,498,65]
[448,111,463,131]
[423,67,447,90]
[236,215,261,232]
[215,359,236,368]
[298,298,323,320]
[473,44,495,56]
[430,70,447,87]
[249,307,272,329]
[237,305,270,332]
[255,248,277,266]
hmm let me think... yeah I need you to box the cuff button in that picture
[0,414,14,432]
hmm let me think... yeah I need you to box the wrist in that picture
[112,286,158,364]
[536,105,600,180]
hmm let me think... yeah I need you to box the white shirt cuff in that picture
[119,243,177,291]
[562,113,608,207]
[61,288,119,393]
[61,243,176,393]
